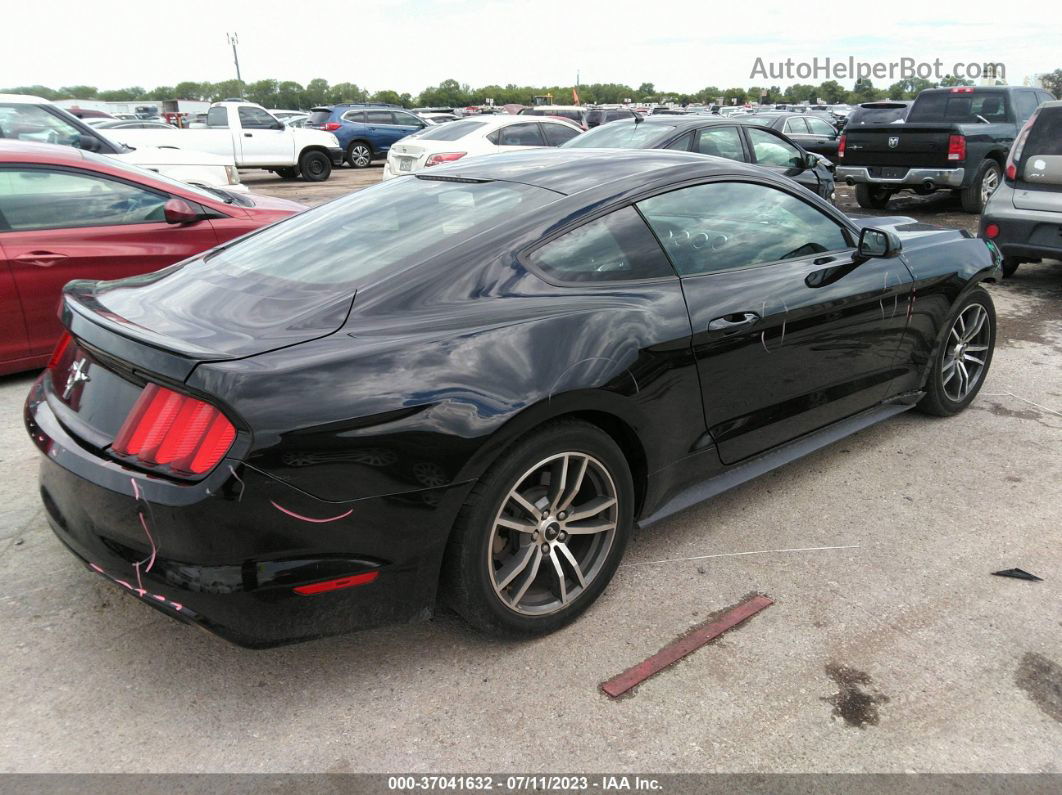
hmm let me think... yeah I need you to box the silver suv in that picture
[980,99,1062,277]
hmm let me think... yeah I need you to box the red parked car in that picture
[0,141,305,375]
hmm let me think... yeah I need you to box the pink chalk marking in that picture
[130,477,158,573]
[89,562,104,573]
[270,500,353,524]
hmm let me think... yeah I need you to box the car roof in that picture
[427,148,766,197]
[0,139,91,165]
[0,94,50,104]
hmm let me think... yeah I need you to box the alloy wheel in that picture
[980,166,1000,206]
[350,145,371,167]
[941,303,991,402]
[487,452,618,616]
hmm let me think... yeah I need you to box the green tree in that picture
[209,80,245,101]
[849,79,884,103]
[1042,69,1062,98]
[371,90,409,107]
[57,85,98,99]
[304,78,330,107]
[816,80,846,103]
[173,81,210,100]
[886,77,933,99]
[938,74,974,88]
[276,81,304,109]
[636,82,655,99]
[98,86,146,101]
[329,82,368,103]
[245,79,279,106]
[0,85,61,99]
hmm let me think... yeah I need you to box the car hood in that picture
[111,145,235,168]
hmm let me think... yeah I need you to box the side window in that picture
[637,181,850,276]
[343,111,367,123]
[806,117,835,135]
[784,118,810,134]
[206,107,229,128]
[694,127,744,160]
[392,111,421,127]
[527,206,674,283]
[0,104,83,147]
[542,123,580,146]
[367,111,394,124]
[497,124,546,146]
[746,128,804,168]
[238,107,279,129]
[0,169,168,232]
[1013,91,1040,123]
[665,132,693,150]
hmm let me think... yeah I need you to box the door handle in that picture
[708,312,759,333]
[14,251,68,267]
[244,132,253,137]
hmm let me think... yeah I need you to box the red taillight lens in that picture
[323,122,342,131]
[112,383,235,476]
[947,134,966,162]
[47,332,72,370]
[293,571,379,596]
[1005,164,1017,180]
[949,87,975,93]
[837,134,846,159]
[424,151,467,167]
[984,223,999,239]
[1005,115,1036,183]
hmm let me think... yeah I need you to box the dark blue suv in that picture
[306,104,427,168]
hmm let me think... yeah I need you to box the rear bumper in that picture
[25,374,472,648]
[836,165,966,189]
[981,203,1062,262]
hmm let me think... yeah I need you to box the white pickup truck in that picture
[108,102,345,182]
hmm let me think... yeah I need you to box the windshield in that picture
[80,149,227,204]
[202,176,556,287]
[416,120,487,141]
[907,91,1009,124]
[562,120,675,149]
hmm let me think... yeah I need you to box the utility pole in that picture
[227,32,242,84]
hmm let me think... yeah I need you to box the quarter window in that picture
[665,132,693,151]
[527,206,674,283]
[746,128,804,168]
[342,111,367,123]
[0,169,168,231]
[694,127,744,160]
[637,181,850,276]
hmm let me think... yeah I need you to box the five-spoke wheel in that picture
[918,287,996,416]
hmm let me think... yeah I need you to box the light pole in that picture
[227,32,242,85]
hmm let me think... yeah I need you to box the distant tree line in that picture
[5,70,1060,109]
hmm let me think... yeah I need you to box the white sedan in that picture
[382,115,582,180]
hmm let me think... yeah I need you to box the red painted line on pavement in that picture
[600,594,774,698]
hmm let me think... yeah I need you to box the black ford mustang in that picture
[25,149,1001,647]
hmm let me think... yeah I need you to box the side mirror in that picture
[804,152,820,169]
[163,198,201,225]
[77,134,101,153]
[272,121,285,130]
[857,227,902,258]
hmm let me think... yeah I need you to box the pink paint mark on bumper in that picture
[270,500,353,524]
[600,594,774,698]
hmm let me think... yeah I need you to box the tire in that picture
[274,166,298,180]
[1001,256,1021,278]
[855,183,892,209]
[441,419,634,637]
[917,287,996,417]
[961,159,1002,214]
[346,141,373,168]
[298,150,332,182]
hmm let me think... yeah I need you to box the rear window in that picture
[907,92,1009,124]
[202,177,556,287]
[1024,108,1062,156]
[206,107,229,128]
[847,104,909,126]
[417,120,487,141]
[562,121,675,149]
[308,109,334,124]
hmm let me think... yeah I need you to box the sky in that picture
[3,0,1056,95]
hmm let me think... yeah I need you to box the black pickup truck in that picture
[836,86,1054,213]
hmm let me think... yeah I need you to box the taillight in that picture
[293,571,379,596]
[947,134,966,162]
[1005,114,1036,183]
[837,134,846,159]
[47,332,72,370]
[323,122,342,131]
[112,383,235,476]
[984,223,999,239]
[949,87,975,93]
[424,152,467,167]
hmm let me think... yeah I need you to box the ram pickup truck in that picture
[110,102,345,182]
[836,86,1054,213]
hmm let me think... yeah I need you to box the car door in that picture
[236,106,293,166]
[743,126,823,197]
[637,179,914,464]
[0,166,219,356]
[804,117,840,156]
[365,111,409,155]
[0,247,31,369]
